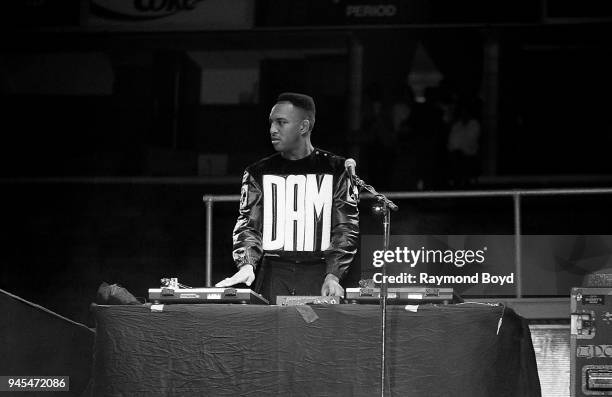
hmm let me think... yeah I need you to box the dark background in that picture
[1,0,612,326]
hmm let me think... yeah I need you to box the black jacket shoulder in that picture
[245,149,346,176]
[315,148,346,166]
[245,152,281,175]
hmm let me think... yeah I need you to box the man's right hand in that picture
[215,265,255,287]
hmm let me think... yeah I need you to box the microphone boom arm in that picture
[353,176,398,212]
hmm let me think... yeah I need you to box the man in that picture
[215,93,359,303]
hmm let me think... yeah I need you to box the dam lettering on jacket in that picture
[262,174,333,252]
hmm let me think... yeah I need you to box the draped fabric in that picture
[92,303,540,397]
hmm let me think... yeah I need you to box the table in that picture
[91,303,541,397]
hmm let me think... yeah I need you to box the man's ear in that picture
[300,119,310,135]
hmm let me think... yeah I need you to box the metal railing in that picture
[203,187,612,297]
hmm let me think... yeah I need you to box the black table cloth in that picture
[91,303,540,397]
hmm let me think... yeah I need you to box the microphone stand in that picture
[352,175,398,397]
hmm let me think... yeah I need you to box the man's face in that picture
[269,102,306,154]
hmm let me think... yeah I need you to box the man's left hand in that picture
[321,274,344,296]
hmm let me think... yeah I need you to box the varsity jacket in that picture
[232,148,360,280]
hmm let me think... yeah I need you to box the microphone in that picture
[344,158,359,203]
[344,158,357,179]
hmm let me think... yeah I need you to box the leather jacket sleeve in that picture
[324,169,360,280]
[232,170,264,269]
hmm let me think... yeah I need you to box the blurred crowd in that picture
[356,81,482,191]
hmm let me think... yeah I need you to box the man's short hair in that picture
[276,92,316,131]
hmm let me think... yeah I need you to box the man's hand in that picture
[215,265,255,287]
[321,274,344,296]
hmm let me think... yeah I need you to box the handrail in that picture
[365,187,612,198]
[1,176,238,185]
[203,187,612,296]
